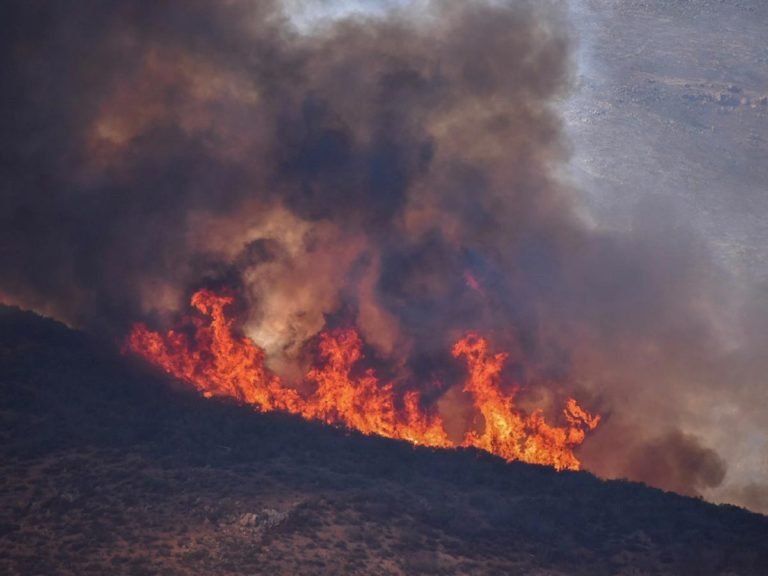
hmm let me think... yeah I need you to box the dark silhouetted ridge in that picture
[1,305,766,575]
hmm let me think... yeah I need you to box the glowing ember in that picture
[127,289,599,470]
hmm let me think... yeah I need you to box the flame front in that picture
[128,289,599,471]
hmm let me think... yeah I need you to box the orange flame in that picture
[127,289,599,470]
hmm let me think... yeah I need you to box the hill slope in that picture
[1,305,766,575]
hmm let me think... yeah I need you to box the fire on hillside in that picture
[128,289,600,471]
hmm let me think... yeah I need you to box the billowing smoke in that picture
[1,0,765,511]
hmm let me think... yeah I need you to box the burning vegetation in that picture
[128,289,599,471]
[1,0,754,505]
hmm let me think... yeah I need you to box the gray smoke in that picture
[1,0,765,511]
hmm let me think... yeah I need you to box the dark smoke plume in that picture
[1,0,765,510]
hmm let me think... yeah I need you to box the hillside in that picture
[0,305,766,576]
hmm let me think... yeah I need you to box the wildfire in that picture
[127,289,600,470]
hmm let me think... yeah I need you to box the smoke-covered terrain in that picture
[1,0,766,511]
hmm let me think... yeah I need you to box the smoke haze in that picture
[1,0,765,511]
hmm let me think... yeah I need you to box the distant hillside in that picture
[1,305,766,575]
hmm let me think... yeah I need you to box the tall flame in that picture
[127,289,599,470]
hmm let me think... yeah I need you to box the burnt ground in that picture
[0,305,767,575]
